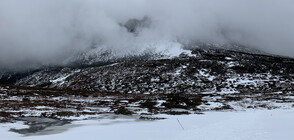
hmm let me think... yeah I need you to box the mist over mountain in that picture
[0,0,294,71]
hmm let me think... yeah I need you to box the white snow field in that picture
[1,109,294,140]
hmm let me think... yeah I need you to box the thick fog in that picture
[0,0,294,71]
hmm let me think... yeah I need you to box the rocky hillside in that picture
[10,47,294,95]
[1,46,294,123]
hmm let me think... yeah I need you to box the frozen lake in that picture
[1,109,294,140]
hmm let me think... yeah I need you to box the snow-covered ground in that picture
[1,109,294,140]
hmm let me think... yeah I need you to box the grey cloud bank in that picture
[0,0,294,71]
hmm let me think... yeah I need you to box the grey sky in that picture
[0,0,294,71]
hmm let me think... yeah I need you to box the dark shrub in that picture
[140,100,157,110]
[114,107,134,115]
[165,111,190,115]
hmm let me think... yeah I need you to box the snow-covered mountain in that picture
[1,44,294,128]
[1,45,292,95]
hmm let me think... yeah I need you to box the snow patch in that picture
[2,109,294,140]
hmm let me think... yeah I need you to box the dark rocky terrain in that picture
[8,46,294,94]
[0,46,294,131]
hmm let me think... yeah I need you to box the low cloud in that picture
[0,0,294,71]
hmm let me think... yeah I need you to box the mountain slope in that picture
[12,47,294,94]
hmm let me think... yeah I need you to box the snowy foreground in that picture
[1,109,294,140]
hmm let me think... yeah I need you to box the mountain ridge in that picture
[2,45,292,95]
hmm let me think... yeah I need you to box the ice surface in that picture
[1,109,294,140]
